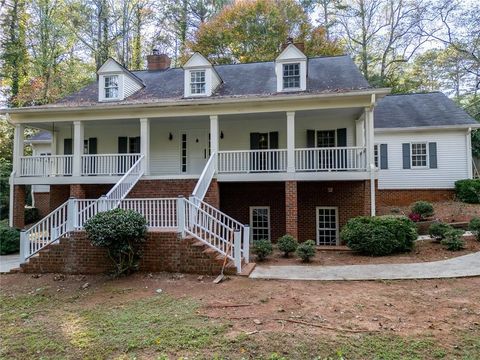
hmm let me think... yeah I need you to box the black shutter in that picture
[380,144,388,169]
[306,130,315,148]
[88,138,97,154]
[269,132,279,149]
[269,132,279,170]
[429,142,437,169]
[64,138,72,155]
[134,136,141,153]
[402,143,411,169]
[118,137,128,153]
[336,128,347,147]
[250,133,260,150]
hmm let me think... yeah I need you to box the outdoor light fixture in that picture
[168,132,173,141]
[220,131,224,139]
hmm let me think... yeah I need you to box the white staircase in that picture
[20,156,145,262]
[19,152,250,273]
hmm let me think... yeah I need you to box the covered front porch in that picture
[12,105,375,184]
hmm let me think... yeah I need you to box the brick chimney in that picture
[147,49,171,71]
[281,37,305,53]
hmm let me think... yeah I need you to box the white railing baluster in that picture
[294,147,367,172]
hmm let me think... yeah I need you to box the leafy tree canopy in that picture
[184,0,343,65]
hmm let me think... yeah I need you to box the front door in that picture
[183,129,207,174]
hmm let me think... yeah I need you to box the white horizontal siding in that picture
[375,130,469,189]
[123,75,142,98]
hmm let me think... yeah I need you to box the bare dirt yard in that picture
[260,237,480,266]
[1,272,479,359]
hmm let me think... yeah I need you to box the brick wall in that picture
[297,181,370,242]
[13,185,26,229]
[219,182,286,242]
[21,231,231,275]
[32,192,50,217]
[128,179,219,207]
[376,188,455,207]
[49,185,70,211]
[285,181,298,238]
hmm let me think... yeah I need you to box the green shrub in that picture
[455,179,480,203]
[296,240,316,262]
[428,222,453,241]
[84,208,147,276]
[341,215,417,256]
[468,217,480,241]
[441,229,465,251]
[252,239,273,261]
[24,207,40,225]
[411,201,434,220]
[0,221,20,255]
[277,234,298,257]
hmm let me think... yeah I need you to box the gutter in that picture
[375,124,480,133]
[0,88,391,115]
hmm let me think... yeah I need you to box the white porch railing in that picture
[191,152,216,201]
[104,155,144,201]
[81,154,141,176]
[19,155,73,177]
[295,147,367,171]
[218,149,287,173]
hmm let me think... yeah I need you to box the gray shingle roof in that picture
[374,92,478,129]
[27,131,52,141]
[56,55,370,106]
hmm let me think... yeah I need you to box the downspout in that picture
[466,127,473,179]
[369,94,376,216]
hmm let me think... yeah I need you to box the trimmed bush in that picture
[428,222,453,241]
[296,240,316,262]
[24,207,40,225]
[411,201,434,220]
[277,235,298,257]
[468,217,480,241]
[341,215,417,256]
[252,239,273,261]
[441,229,465,251]
[84,208,147,276]
[0,221,20,255]
[455,179,480,203]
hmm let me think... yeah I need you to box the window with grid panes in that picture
[190,70,206,94]
[250,207,270,241]
[316,207,338,245]
[104,75,119,99]
[411,143,427,168]
[282,63,300,89]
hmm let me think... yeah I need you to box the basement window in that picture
[250,206,270,242]
[104,75,119,99]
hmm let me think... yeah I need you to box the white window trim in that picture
[316,206,339,246]
[410,142,429,169]
[275,59,307,92]
[282,63,301,91]
[249,206,271,242]
[99,73,124,101]
[184,68,213,97]
[190,70,206,95]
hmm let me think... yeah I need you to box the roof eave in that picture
[0,88,391,115]
[375,124,480,132]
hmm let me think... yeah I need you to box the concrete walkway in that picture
[250,252,480,281]
[0,254,20,274]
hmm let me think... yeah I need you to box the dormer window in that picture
[104,75,119,99]
[283,63,300,89]
[190,70,206,94]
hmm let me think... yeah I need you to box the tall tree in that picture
[0,0,29,107]
[185,0,343,65]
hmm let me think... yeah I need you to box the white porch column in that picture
[286,111,295,173]
[365,107,376,216]
[72,121,84,176]
[140,118,150,175]
[13,123,25,174]
[210,115,219,156]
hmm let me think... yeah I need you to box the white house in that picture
[2,43,478,274]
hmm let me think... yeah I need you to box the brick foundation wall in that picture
[128,179,220,207]
[376,189,455,207]
[13,185,26,229]
[297,181,370,242]
[49,185,70,211]
[285,181,298,238]
[32,192,50,217]
[21,231,229,275]
[219,182,286,242]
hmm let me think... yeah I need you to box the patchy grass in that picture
[1,274,480,359]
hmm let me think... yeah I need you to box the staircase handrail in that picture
[191,152,216,201]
